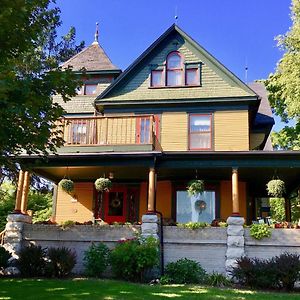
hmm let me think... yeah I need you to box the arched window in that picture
[166,51,183,86]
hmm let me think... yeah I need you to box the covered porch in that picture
[15,151,300,225]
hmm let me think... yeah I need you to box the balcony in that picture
[58,115,160,153]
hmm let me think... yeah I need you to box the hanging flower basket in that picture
[266,179,285,198]
[94,178,112,192]
[187,180,205,197]
[58,179,74,194]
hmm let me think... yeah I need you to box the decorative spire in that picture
[92,22,99,45]
[174,6,178,25]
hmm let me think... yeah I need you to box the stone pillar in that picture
[141,214,159,240]
[232,168,240,216]
[225,216,245,276]
[4,214,32,258]
[147,168,156,213]
[14,170,24,213]
[21,171,30,214]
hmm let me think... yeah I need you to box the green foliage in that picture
[110,236,158,282]
[206,272,232,287]
[0,182,52,231]
[46,247,76,278]
[250,224,271,240]
[265,0,300,150]
[177,222,210,229]
[94,178,112,192]
[0,246,11,270]
[0,0,84,170]
[164,258,207,284]
[231,257,278,289]
[232,253,300,291]
[266,179,286,198]
[269,198,286,222]
[187,180,205,197]
[18,244,46,277]
[83,243,110,277]
[58,179,74,194]
[60,220,76,229]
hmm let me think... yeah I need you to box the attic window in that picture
[84,84,97,95]
[150,51,201,88]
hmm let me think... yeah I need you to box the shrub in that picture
[46,247,76,278]
[110,236,158,282]
[231,253,300,290]
[272,252,300,291]
[84,242,110,277]
[231,257,277,289]
[0,246,11,269]
[177,222,209,230]
[164,258,207,284]
[250,224,271,240]
[18,244,46,277]
[206,272,232,287]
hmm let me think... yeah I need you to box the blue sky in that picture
[56,0,292,130]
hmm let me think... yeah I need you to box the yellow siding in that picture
[214,111,249,150]
[161,113,188,151]
[156,181,172,219]
[250,133,265,150]
[55,182,94,223]
[220,181,247,220]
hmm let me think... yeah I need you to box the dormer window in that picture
[150,51,201,88]
[84,84,97,95]
[166,51,183,86]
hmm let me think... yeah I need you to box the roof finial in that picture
[174,6,178,25]
[93,22,99,45]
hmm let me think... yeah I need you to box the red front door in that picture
[104,187,127,223]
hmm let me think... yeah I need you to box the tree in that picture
[0,0,84,173]
[265,0,300,150]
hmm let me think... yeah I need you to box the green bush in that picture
[177,222,210,230]
[231,253,300,291]
[206,272,232,287]
[83,243,110,277]
[110,236,158,282]
[46,247,76,278]
[164,258,207,284]
[18,244,46,277]
[0,246,11,270]
[250,224,271,240]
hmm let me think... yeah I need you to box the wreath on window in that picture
[195,200,207,212]
[111,198,121,208]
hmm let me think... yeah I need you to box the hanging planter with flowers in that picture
[58,179,74,194]
[266,179,286,198]
[94,177,112,192]
[187,179,205,197]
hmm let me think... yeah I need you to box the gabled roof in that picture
[96,24,256,101]
[61,42,120,72]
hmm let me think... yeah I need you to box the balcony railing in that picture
[60,115,159,150]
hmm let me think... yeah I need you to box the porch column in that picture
[20,171,30,214]
[14,170,24,213]
[232,168,239,216]
[147,167,156,213]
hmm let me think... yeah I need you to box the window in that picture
[176,190,216,223]
[189,114,212,150]
[151,70,163,87]
[166,52,183,86]
[186,68,199,85]
[150,51,201,88]
[71,121,87,144]
[84,84,97,95]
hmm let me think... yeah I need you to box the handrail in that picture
[62,114,155,121]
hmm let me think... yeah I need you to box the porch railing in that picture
[60,115,159,149]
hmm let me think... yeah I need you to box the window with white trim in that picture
[189,114,212,150]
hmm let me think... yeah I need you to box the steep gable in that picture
[96,24,256,105]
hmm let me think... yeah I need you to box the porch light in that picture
[108,172,114,179]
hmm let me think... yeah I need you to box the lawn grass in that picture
[0,278,300,300]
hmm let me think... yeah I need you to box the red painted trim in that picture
[188,114,212,150]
